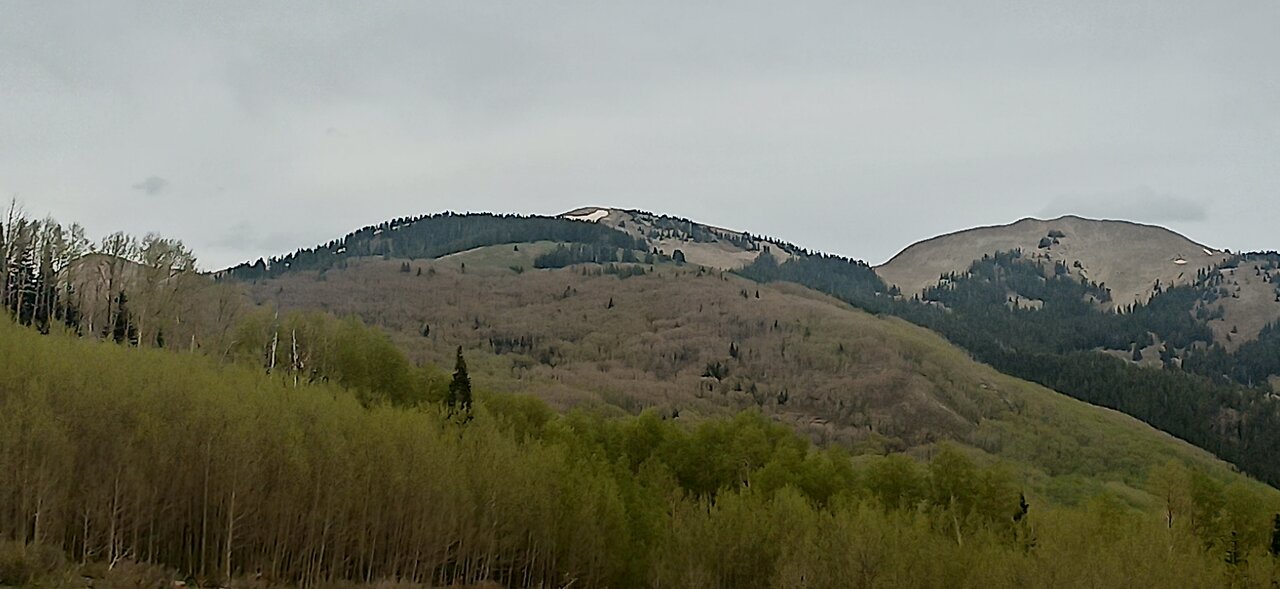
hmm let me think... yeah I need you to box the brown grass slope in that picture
[242,246,1261,505]
[1211,260,1280,350]
[877,215,1229,309]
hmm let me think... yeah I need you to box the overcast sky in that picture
[3,1,1277,270]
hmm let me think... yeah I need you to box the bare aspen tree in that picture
[95,232,139,338]
[135,233,196,347]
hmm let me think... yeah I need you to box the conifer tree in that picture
[448,346,473,415]
[1271,514,1280,557]
[109,291,137,345]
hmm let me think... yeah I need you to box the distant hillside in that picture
[242,248,1254,504]
[873,214,1280,352]
[559,207,803,270]
[220,208,1280,487]
[221,208,806,282]
[219,212,649,280]
[878,215,1229,309]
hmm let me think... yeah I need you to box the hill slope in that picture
[6,319,1280,587]
[241,249,1258,504]
[559,207,801,270]
[877,215,1229,308]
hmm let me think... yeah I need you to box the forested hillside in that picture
[739,249,1280,486]
[221,213,647,281]
[242,250,1266,509]
[205,206,1280,488]
[3,321,1280,588]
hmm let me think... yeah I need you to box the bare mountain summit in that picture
[877,215,1229,309]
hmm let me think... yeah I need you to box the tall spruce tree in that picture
[1271,514,1280,557]
[448,346,473,415]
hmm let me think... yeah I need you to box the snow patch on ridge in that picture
[564,209,610,223]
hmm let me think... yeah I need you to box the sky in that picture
[3,1,1277,270]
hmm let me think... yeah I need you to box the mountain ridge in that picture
[876,214,1230,309]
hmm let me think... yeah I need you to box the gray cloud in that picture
[1,1,1277,269]
[131,176,169,196]
[1039,187,1209,223]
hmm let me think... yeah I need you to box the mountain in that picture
[558,206,802,270]
[878,215,1228,308]
[216,209,1280,488]
[734,216,1280,486]
[877,215,1280,346]
[7,204,1280,586]
[237,223,1257,503]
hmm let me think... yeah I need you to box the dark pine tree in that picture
[109,291,137,345]
[448,346,473,415]
[1271,514,1280,557]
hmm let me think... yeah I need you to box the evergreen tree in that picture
[448,346,473,415]
[1015,493,1029,522]
[109,291,137,345]
[1271,514,1280,557]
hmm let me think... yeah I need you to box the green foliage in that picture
[738,250,887,307]
[2,322,1279,587]
[0,541,65,587]
[533,243,650,268]
[229,309,445,407]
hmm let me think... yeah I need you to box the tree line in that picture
[223,213,647,280]
[0,200,234,351]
